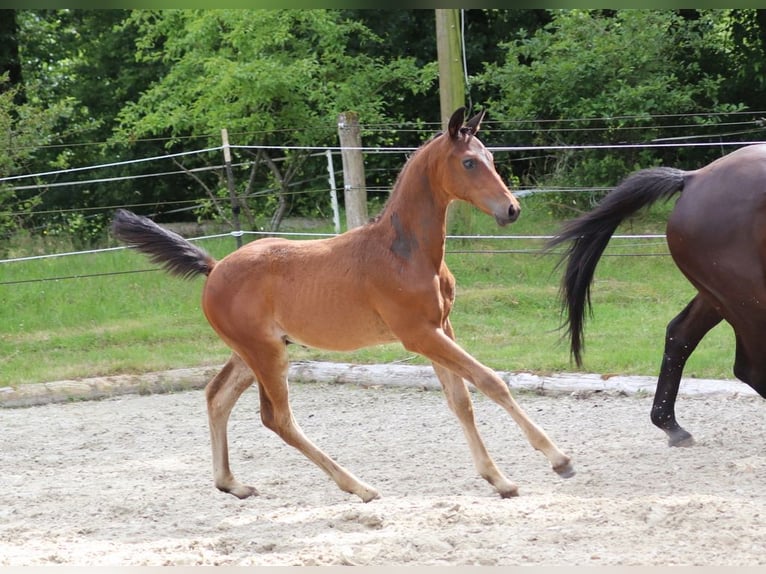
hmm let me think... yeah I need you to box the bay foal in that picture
[112,108,574,502]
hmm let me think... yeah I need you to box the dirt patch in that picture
[2,379,766,565]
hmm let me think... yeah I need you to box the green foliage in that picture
[13,9,183,243]
[111,10,438,230]
[118,10,439,139]
[0,74,64,239]
[7,9,766,241]
[476,9,746,215]
[718,10,766,103]
[43,212,112,248]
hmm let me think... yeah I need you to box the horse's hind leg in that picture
[651,295,722,447]
[240,342,380,503]
[205,353,258,499]
[431,362,519,497]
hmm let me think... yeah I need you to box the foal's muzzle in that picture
[495,203,520,227]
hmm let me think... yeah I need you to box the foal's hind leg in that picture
[205,353,259,498]
[432,361,519,497]
[238,341,380,503]
[651,295,722,447]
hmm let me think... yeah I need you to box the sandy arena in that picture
[2,374,766,566]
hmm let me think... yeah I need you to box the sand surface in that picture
[2,380,766,566]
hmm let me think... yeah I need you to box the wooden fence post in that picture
[221,128,243,248]
[337,112,368,229]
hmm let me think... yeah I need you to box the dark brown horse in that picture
[548,144,766,447]
[111,108,574,502]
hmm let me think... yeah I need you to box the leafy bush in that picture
[477,10,746,214]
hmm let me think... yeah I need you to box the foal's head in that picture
[433,107,520,226]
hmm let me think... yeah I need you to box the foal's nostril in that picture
[508,204,520,222]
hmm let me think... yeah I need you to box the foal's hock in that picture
[112,107,574,502]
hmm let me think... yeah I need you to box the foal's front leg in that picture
[404,326,575,491]
[431,361,519,497]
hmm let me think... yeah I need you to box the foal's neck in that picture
[374,148,451,267]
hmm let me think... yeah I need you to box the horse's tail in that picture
[111,209,216,279]
[545,166,687,366]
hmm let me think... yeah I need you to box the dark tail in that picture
[111,209,216,279]
[545,167,687,366]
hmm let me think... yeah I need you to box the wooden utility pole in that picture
[337,111,368,229]
[435,9,465,131]
[435,9,470,233]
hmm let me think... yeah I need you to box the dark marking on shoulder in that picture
[391,213,419,260]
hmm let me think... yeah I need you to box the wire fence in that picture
[4,120,762,287]
[0,226,672,287]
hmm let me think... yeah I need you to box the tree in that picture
[15,10,179,240]
[711,10,766,108]
[0,10,23,99]
[476,10,743,212]
[0,75,64,241]
[113,9,438,230]
[12,8,764,239]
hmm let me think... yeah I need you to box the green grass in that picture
[0,197,737,385]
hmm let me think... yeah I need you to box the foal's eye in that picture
[462,158,475,170]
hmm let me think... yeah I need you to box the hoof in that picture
[668,432,695,448]
[358,487,380,503]
[553,461,576,479]
[498,485,520,499]
[219,483,259,500]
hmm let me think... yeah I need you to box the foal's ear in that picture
[448,107,467,139]
[463,110,486,136]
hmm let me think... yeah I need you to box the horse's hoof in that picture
[358,487,380,503]
[553,461,576,479]
[498,485,520,498]
[219,483,259,499]
[668,432,695,448]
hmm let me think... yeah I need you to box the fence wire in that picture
[1,231,672,287]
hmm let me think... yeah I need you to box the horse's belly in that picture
[668,196,766,365]
[279,305,398,352]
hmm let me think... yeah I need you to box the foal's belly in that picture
[278,304,399,352]
[205,235,410,352]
